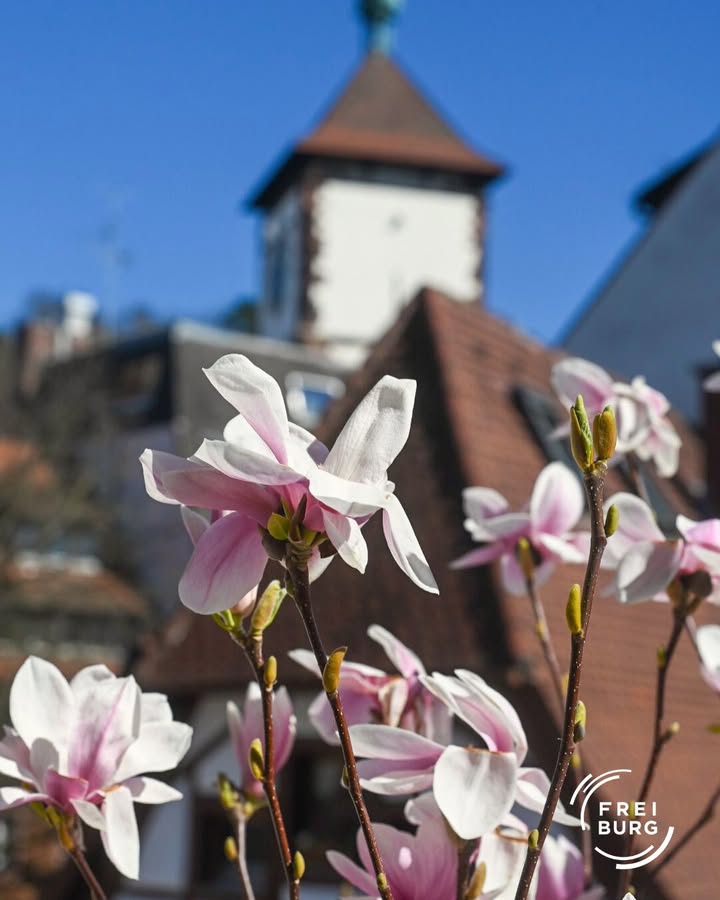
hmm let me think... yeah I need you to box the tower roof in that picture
[250,53,505,208]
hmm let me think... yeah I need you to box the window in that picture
[285,372,345,428]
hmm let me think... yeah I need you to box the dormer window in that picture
[285,371,345,428]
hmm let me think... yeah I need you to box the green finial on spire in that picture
[358,0,404,54]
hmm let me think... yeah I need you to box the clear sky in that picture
[1,1,718,342]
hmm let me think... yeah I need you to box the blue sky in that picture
[1,1,718,342]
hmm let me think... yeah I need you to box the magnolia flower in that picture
[289,625,451,745]
[703,341,720,392]
[696,625,720,693]
[537,834,605,900]
[603,493,720,605]
[0,658,192,879]
[226,682,296,798]
[327,793,459,900]
[141,355,436,613]
[350,669,578,840]
[551,357,681,477]
[451,462,587,594]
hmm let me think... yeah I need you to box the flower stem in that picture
[234,813,257,900]
[455,840,475,900]
[617,611,685,896]
[67,845,108,900]
[231,631,300,900]
[513,464,607,900]
[287,556,393,900]
[524,576,565,712]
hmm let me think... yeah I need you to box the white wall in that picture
[565,143,720,423]
[310,178,481,348]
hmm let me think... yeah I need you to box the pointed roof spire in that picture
[358,0,404,54]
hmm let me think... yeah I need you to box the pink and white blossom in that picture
[551,357,681,477]
[141,355,436,614]
[696,624,720,693]
[603,493,720,605]
[0,657,192,879]
[451,462,588,594]
[226,681,296,798]
[289,625,451,745]
[350,669,579,840]
[537,833,605,900]
[327,794,458,900]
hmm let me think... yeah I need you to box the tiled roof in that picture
[134,290,716,898]
[250,54,504,208]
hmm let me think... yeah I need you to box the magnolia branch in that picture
[617,610,685,896]
[649,782,720,880]
[287,554,394,900]
[230,630,300,900]
[67,841,108,900]
[513,463,607,900]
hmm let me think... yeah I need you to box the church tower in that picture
[249,1,504,364]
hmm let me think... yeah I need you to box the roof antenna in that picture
[358,0,404,55]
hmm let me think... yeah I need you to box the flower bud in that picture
[662,721,680,742]
[323,647,347,695]
[267,512,290,542]
[573,700,587,743]
[565,584,583,636]
[249,738,265,782]
[217,772,238,811]
[515,537,535,580]
[604,503,620,537]
[656,645,667,668]
[377,873,389,893]
[466,861,487,899]
[264,656,277,688]
[593,406,617,461]
[528,829,539,851]
[570,395,594,471]
[224,836,238,862]
[341,766,350,789]
[293,850,306,881]
[250,581,286,636]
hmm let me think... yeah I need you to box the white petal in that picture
[602,492,665,569]
[123,776,182,804]
[616,540,683,604]
[322,509,368,573]
[433,746,518,840]
[199,439,303,486]
[515,767,581,826]
[203,354,290,463]
[530,462,584,537]
[551,358,615,411]
[0,786,45,810]
[324,376,415,484]
[462,487,509,525]
[101,787,140,879]
[114,722,193,783]
[73,799,107,830]
[10,657,75,768]
[308,467,389,517]
[382,494,438,593]
[349,724,443,762]
[367,624,425,677]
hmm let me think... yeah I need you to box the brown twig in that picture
[230,630,300,900]
[287,554,393,900]
[456,840,475,900]
[648,782,720,880]
[617,611,685,896]
[513,464,607,900]
[67,845,108,900]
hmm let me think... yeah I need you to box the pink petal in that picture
[44,770,89,809]
[178,512,268,614]
[0,786,47,811]
[68,674,140,793]
[356,823,418,900]
[530,463,584,538]
[500,554,531,595]
[326,850,377,897]
[271,687,297,773]
[367,624,425,678]
[551,358,615,412]
[616,540,684,604]
[433,746,518,840]
[203,354,290,464]
[537,834,584,900]
[450,543,504,570]
[140,449,272,521]
[198,439,304,487]
[180,506,209,546]
[324,376,415,484]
